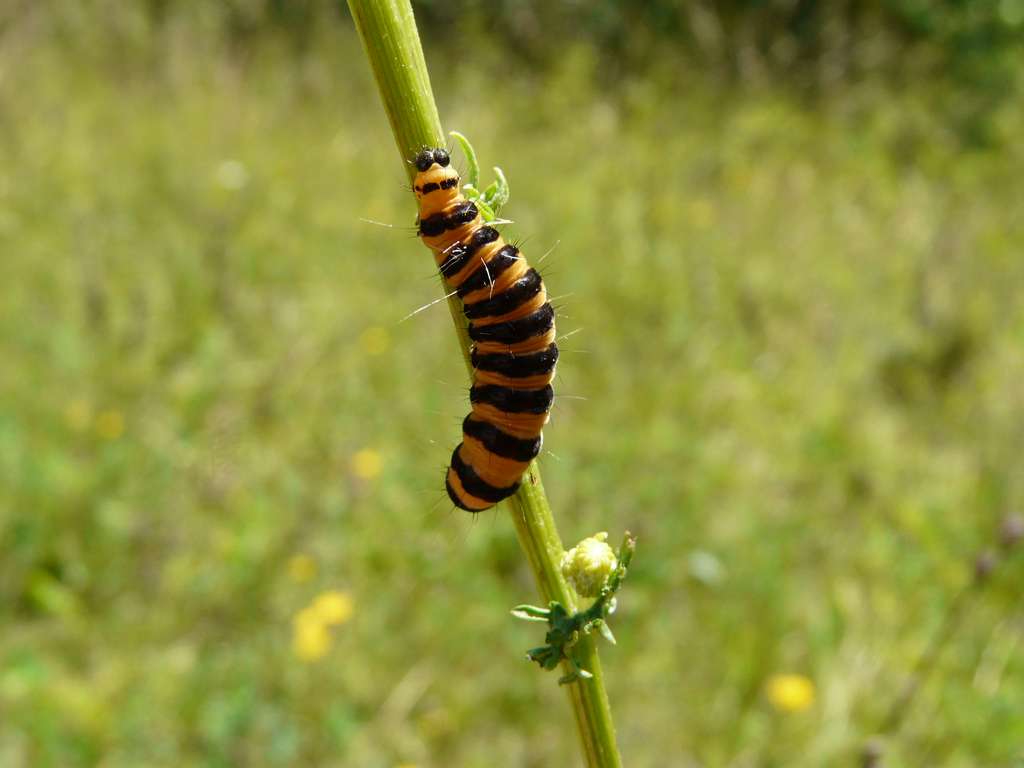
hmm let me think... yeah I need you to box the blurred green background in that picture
[2,2,1023,766]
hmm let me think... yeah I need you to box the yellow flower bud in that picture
[351,448,382,480]
[311,590,354,626]
[766,673,815,713]
[560,532,618,598]
[292,607,332,662]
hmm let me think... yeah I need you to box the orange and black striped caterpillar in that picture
[413,147,557,512]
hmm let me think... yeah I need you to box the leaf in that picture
[511,608,550,622]
[511,604,550,621]
[449,131,480,190]
[476,200,496,222]
[486,166,509,211]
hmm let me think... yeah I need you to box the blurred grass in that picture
[2,7,1024,768]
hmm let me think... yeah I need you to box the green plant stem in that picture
[346,1,621,765]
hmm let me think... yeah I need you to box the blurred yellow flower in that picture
[360,326,391,356]
[291,590,354,662]
[64,399,92,432]
[351,448,382,480]
[312,590,354,626]
[292,607,332,662]
[95,409,124,440]
[766,673,815,713]
[288,554,317,583]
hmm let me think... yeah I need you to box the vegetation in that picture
[2,5,1022,766]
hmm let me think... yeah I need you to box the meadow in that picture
[1,6,1023,767]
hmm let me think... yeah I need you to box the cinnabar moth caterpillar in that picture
[413,147,557,512]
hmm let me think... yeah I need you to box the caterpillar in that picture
[413,147,557,512]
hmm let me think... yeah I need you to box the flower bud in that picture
[561,532,618,598]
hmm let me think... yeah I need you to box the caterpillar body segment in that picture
[413,147,557,512]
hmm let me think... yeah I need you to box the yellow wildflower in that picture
[360,326,391,356]
[64,399,92,432]
[287,554,317,583]
[351,448,382,480]
[312,590,354,626]
[292,607,332,662]
[95,410,124,440]
[291,590,354,662]
[766,673,815,713]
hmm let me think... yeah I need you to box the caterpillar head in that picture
[413,148,460,210]
[413,147,450,172]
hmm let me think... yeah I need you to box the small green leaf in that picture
[476,200,497,222]
[512,609,551,623]
[449,131,480,189]
[487,166,509,211]
[511,604,550,620]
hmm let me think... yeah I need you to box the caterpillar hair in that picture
[413,147,557,512]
